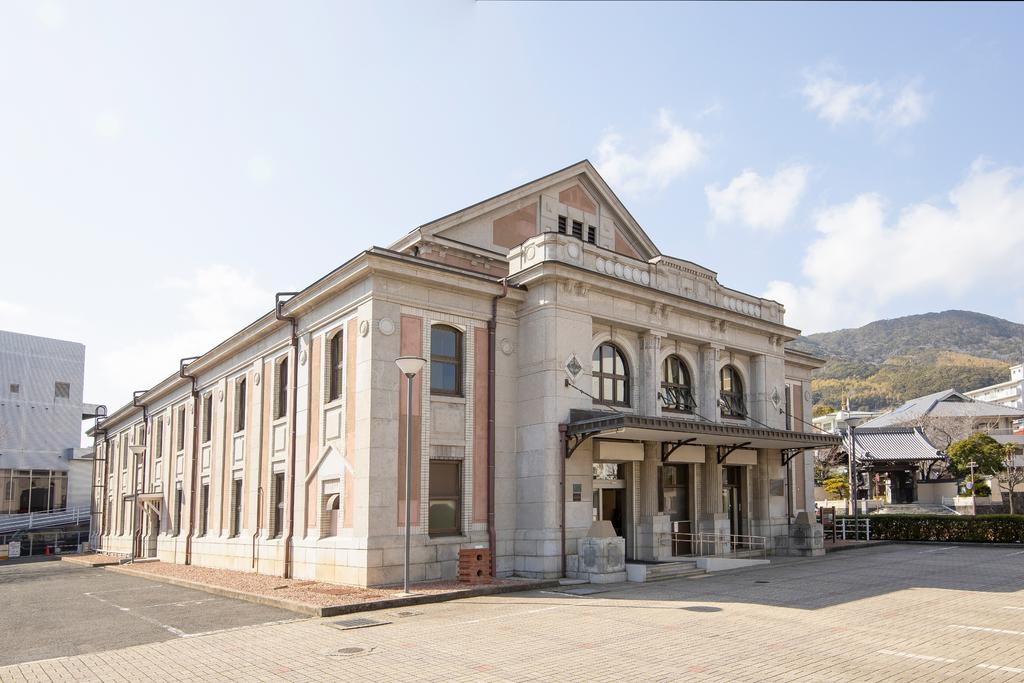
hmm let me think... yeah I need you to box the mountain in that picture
[789,310,1023,412]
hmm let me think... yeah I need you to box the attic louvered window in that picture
[557,215,567,234]
[571,220,583,239]
[54,382,70,399]
[587,225,597,244]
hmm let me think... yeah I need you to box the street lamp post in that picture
[395,356,426,595]
[967,460,978,497]
[840,413,865,535]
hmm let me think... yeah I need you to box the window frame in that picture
[176,405,186,452]
[234,377,247,434]
[274,357,289,420]
[591,342,631,407]
[427,460,462,537]
[54,382,70,400]
[229,477,243,538]
[270,472,285,539]
[429,325,463,397]
[201,392,213,444]
[327,330,344,403]
[660,355,695,414]
[199,482,209,537]
[719,365,746,420]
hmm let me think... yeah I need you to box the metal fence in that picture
[0,506,89,534]
[0,528,90,557]
[670,531,767,559]
[834,517,872,541]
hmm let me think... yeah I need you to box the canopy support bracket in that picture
[662,438,697,463]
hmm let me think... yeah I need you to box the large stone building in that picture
[89,161,839,586]
[0,330,100,517]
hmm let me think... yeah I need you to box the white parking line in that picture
[183,618,304,639]
[460,605,561,625]
[84,591,186,637]
[139,598,219,609]
[1003,550,1024,557]
[82,585,164,597]
[919,546,958,553]
[876,649,957,663]
[949,624,1024,636]
[978,664,1024,674]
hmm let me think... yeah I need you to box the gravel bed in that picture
[118,561,522,607]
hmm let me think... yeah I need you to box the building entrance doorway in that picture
[593,463,627,540]
[889,471,915,504]
[722,465,745,536]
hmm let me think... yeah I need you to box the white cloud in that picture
[36,1,67,29]
[95,111,123,139]
[247,154,274,185]
[705,165,809,231]
[596,109,704,195]
[765,160,1024,333]
[801,66,928,129]
[95,265,271,405]
[0,299,28,321]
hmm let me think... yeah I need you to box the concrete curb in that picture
[107,565,559,618]
[60,554,122,567]
[824,541,893,554]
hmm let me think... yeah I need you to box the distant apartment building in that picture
[0,330,100,516]
[965,363,1024,414]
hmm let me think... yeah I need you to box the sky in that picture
[2,1,1024,429]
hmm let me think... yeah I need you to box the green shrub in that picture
[823,477,849,500]
[869,514,1024,543]
[973,483,992,497]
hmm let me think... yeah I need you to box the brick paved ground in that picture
[4,544,1024,682]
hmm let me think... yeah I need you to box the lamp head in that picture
[395,356,426,377]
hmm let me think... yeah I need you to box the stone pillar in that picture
[698,344,722,422]
[635,442,670,561]
[750,354,767,425]
[639,332,663,417]
[697,446,729,550]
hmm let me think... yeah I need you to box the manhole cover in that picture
[324,646,376,658]
[562,587,609,596]
[393,610,421,617]
[328,617,391,630]
[682,605,722,613]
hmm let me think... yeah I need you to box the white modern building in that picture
[0,330,100,516]
[965,363,1024,414]
[89,161,840,585]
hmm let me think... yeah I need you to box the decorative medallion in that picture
[566,242,580,260]
[378,318,396,336]
[218,390,224,402]
[299,350,307,365]
[359,320,370,337]
[524,245,536,261]
[500,338,514,356]
[254,373,261,386]
[770,386,781,412]
[564,353,584,382]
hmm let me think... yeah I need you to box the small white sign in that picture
[8,541,21,558]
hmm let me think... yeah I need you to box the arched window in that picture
[430,325,463,396]
[327,330,344,402]
[592,343,630,407]
[661,355,694,413]
[720,365,745,419]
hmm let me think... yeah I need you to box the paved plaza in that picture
[3,544,1024,681]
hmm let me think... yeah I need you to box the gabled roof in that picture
[389,160,662,261]
[844,427,945,463]
[861,389,1024,428]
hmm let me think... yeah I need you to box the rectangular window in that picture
[428,461,461,536]
[176,405,186,451]
[54,382,70,399]
[154,417,164,461]
[9,383,18,395]
[201,393,212,443]
[234,378,247,433]
[173,484,183,536]
[274,358,289,420]
[557,215,567,234]
[327,332,344,402]
[270,472,285,538]
[430,326,463,396]
[587,225,597,244]
[199,483,209,536]
[229,478,243,537]
[658,464,690,521]
[784,384,793,431]
[571,220,583,239]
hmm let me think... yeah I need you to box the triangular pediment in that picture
[390,161,661,267]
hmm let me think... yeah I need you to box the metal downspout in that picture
[180,357,200,565]
[558,424,567,579]
[131,392,149,562]
[275,292,300,578]
[487,278,508,576]
[89,408,107,550]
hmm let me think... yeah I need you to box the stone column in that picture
[635,441,670,560]
[750,354,767,425]
[639,332,664,417]
[697,446,729,546]
[698,344,722,422]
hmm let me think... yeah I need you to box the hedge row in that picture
[868,514,1024,544]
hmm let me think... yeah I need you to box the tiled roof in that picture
[861,389,1024,428]
[845,427,945,463]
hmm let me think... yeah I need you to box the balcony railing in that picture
[670,531,767,559]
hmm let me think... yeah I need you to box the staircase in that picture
[873,503,958,516]
[625,560,705,583]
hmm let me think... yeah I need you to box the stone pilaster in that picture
[639,332,664,417]
[635,441,671,561]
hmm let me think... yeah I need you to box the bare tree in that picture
[989,444,1024,515]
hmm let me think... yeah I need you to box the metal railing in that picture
[670,531,767,559]
[0,506,89,534]
[834,517,872,541]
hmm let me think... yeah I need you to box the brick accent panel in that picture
[473,327,489,523]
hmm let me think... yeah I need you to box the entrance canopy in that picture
[563,410,841,463]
